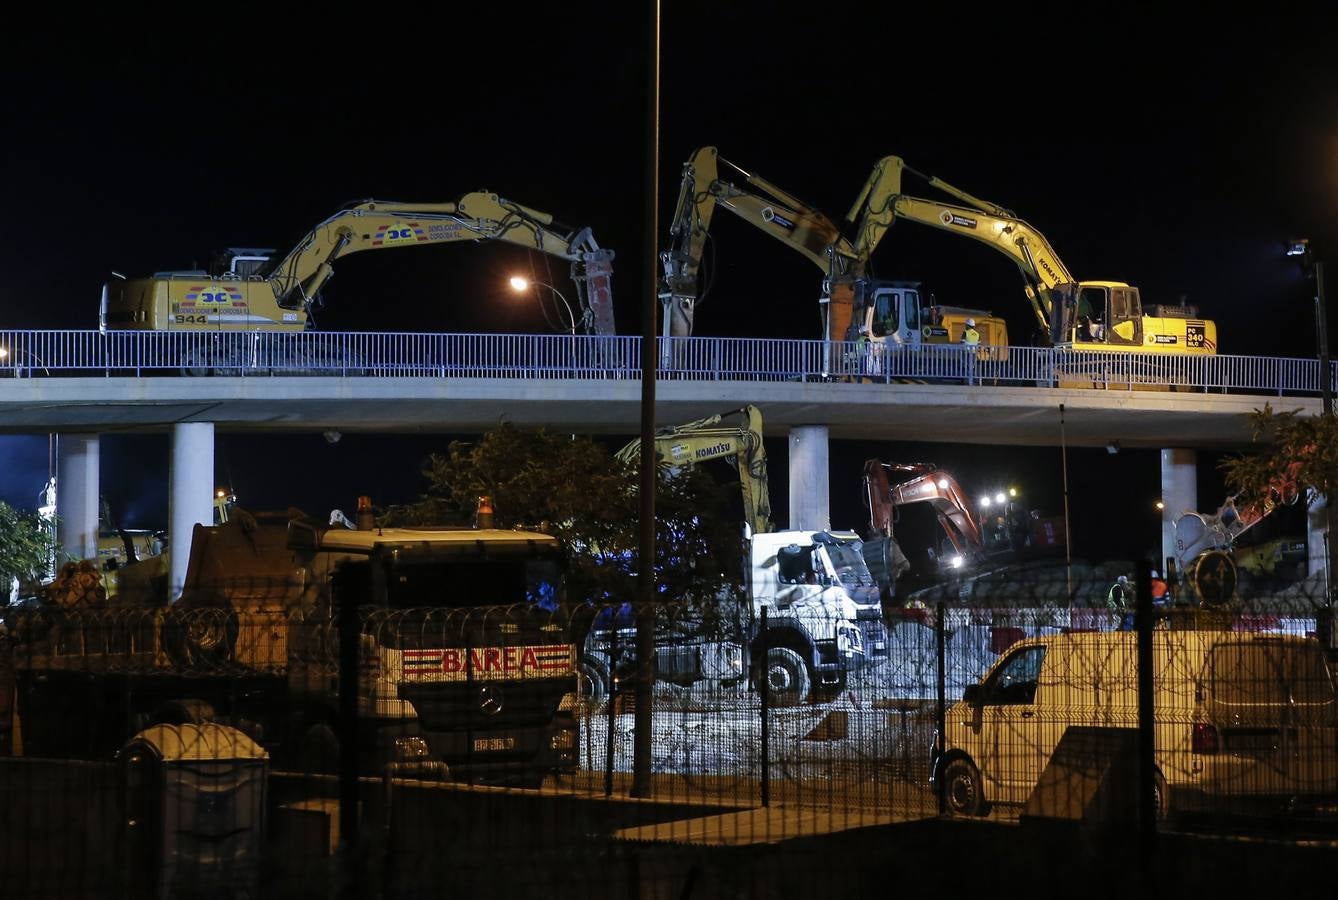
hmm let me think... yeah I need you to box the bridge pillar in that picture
[1308,495,1329,579]
[1160,448,1198,575]
[169,422,214,602]
[56,434,100,563]
[788,426,830,532]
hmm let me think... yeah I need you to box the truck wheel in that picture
[763,647,811,707]
[579,658,610,710]
[941,758,984,817]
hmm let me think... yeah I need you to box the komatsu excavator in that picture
[659,147,1006,355]
[606,405,883,705]
[614,403,772,535]
[843,156,1218,355]
[100,192,617,359]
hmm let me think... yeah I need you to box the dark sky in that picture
[1,8,1332,564]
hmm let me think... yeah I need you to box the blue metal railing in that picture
[0,329,1330,398]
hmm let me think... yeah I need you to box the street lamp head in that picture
[1286,238,1311,258]
[508,276,531,292]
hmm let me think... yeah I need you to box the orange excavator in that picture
[861,460,1065,599]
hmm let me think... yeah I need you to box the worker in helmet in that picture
[960,318,981,346]
[959,317,982,385]
[1150,569,1170,607]
[1107,575,1134,630]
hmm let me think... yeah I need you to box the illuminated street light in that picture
[1155,500,1165,511]
[508,276,577,336]
[994,492,1005,505]
[0,345,49,376]
[980,496,992,508]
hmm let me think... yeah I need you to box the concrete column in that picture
[56,434,100,562]
[788,426,830,532]
[169,422,214,602]
[1160,448,1198,574]
[1308,495,1329,579]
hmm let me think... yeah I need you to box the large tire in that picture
[762,647,811,707]
[297,723,340,775]
[181,348,213,378]
[579,658,610,711]
[941,758,984,817]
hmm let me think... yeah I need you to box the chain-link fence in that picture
[2,566,1337,897]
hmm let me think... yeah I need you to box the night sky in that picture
[1,8,1333,567]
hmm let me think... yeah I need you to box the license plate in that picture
[473,737,515,752]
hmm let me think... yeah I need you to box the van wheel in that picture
[942,758,984,817]
[762,647,811,707]
[1153,771,1169,821]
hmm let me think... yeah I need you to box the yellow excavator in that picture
[660,147,1007,353]
[99,192,617,360]
[615,403,772,536]
[844,156,1218,355]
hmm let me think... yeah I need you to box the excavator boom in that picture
[660,147,854,338]
[846,156,1073,336]
[616,404,773,535]
[102,191,616,337]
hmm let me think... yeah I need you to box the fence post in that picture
[335,570,361,900]
[935,600,947,817]
[759,606,770,808]
[605,616,617,798]
[1135,562,1157,858]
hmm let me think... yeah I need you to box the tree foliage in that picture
[1219,405,1338,511]
[0,500,59,595]
[381,425,748,611]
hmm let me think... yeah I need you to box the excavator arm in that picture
[863,460,988,563]
[846,156,1075,338]
[616,404,773,535]
[103,191,616,337]
[660,147,856,338]
[266,192,615,333]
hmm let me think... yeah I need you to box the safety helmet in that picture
[965,318,976,327]
[1151,569,1161,580]
[1117,575,1128,585]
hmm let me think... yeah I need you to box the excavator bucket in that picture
[581,249,617,336]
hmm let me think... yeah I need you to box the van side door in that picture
[976,644,1048,804]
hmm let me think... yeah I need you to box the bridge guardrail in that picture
[0,329,1328,397]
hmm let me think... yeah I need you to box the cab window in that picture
[982,645,1046,705]
[871,292,898,337]
[904,291,921,331]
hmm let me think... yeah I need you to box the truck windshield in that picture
[823,542,877,588]
[384,558,562,611]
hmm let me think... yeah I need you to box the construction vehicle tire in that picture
[762,647,811,707]
[578,658,610,711]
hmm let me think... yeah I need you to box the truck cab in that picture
[748,530,885,703]
[852,280,1008,356]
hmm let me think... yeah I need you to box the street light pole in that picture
[1291,238,1334,648]
[1315,257,1334,649]
[507,276,577,335]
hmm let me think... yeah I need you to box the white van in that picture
[931,629,1338,818]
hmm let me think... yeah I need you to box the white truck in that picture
[585,528,879,707]
[593,407,884,706]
